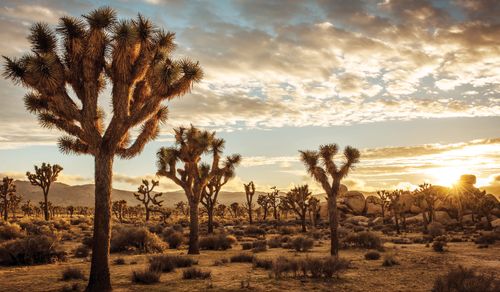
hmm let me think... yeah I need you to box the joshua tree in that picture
[9,193,22,219]
[175,201,189,217]
[112,200,127,222]
[215,204,227,218]
[308,196,321,228]
[67,205,75,218]
[201,148,241,233]
[157,126,236,254]
[257,194,271,220]
[3,7,202,291]
[474,191,499,229]
[268,187,280,220]
[229,202,241,218]
[282,185,312,232]
[300,144,360,256]
[375,190,391,223]
[26,163,63,220]
[21,200,34,217]
[388,190,403,234]
[243,181,256,224]
[134,179,164,221]
[1,177,16,220]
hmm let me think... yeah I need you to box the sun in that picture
[425,167,469,187]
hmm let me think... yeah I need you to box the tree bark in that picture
[207,206,214,234]
[86,151,113,292]
[301,214,307,233]
[145,206,150,222]
[327,194,339,256]
[3,199,7,221]
[188,200,200,254]
[248,208,253,224]
[43,190,49,221]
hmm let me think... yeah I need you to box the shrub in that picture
[290,236,314,252]
[428,222,445,238]
[244,226,266,236]
[433,236,447,252]
[253,258,273,270]
[131,269,161,284]
[182,268,211,280]
[342,232,382,249]
[114,258,126,265]
[74,245,90,258]
[270,256,349,279]
[382,254,399,267]
[61,267,85,281]
[432,266,500,292]
[279,226,297,235]
[251,240,267,253]
[230,253,255,263]
[148,255,197,273]
[267,236,282,248]
[0,223,24,241]
[81,236,93,248]
[0,235,66,266]
[213,258,228,266]
[199,234,233,250]
[110,226,166,253]
[364,251,381,260]
[164,231,183,249]
[60,283,80,292]
[241,242,252,250]
[474,233,496,245]
[53,219,71,231]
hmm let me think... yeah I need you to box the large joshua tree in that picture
[3,8,202,291]
[1,177,16,221]
[133,179,163,221]
[157,126,237,254]
[300,144,360,256]
[201,149,241,233]
[282,185,312,232]
[243,181,256,224]
[26,163,63,220]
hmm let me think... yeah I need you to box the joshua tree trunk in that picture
[327,190,340,256]
[86,151,113,292]
[2,200,7,221]
[301,214,307,233]
[248,209,253,225]
[394,213,400,234]
[263,208,268,220]
[188,200,200,254]
[145,206,150,222]
[207,206,214,234]
[43,189,49,221]
[381,206,385,224]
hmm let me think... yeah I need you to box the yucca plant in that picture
[157,125,239,254]
[243,181,256,224]
[133,179,163,222]
[299,144,360,256]
[3,7,202,291]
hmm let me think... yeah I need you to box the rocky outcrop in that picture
[365,195,382,216]
[339,191,366,215]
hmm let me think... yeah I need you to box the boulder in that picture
[372,217,384,225]
[345,215,370,226]
[365,195,382,216]
[340,191,366,215]
[398,192,415,213]
[491,218,500,228]
[434,211,455,225]
[406,214,424,224]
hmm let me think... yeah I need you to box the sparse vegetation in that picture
[110,226,166,253]
[364,251,381,260]
[131,269,161,284]
[342,232,382,250]
[199,233,233,250]
[432,266,500,292]
[230,253,255,263]
[61,267,86,281]
[290,236,314,252]
[182,268,212,280]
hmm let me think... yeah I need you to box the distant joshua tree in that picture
[243,181,256,224]
[282,185,312,232]
[300,144,360,256]
[388,190,403,234]
[1,177,16,220]
[67,205,75,218]
[308,196,321,228]
[201,145,241,233]
[268,187,280,220]
[175,201,189,217]
[229,202,241,218]
[157,126,237,254]
[215,204,227,218]
[26,163,63,221]
[21,200,34,217]
[375,190,391,223]
[9,192,22,219]
[257,194,271,220]
[3,6,203,290]
[112,200,127,223]
[134,179,164,222]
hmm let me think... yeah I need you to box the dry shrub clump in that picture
[148,255,197,273]
[382,253,399,267]
[268,235,291,248]
[270,256,349,279]
[364,251,381,260]
[432,236,447,252]
[199,233,233,250]
[0,222,25,241]
[110,226,166,253]
[230,253,255,263]
[0,234,66,266]
[74,245,90,258]
[342,232,382,250]
[432,266,500,292]
[182,267,211,280]
[251,240,267,252]
[61,267,86,281]
[253,258,273,269]
[131,269,161,284]
[244,226,266,237]
[428,222,445,238]
[290,236,314,252]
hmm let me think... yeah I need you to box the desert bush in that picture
[131,269,161,284]
[382,254,399,267]
[199,234,233,250]
[53,219,71,231]
[244,226,266,236]
[18,220,55,236]
[148,255,197,273]
[0,223,24,241]
[0,235,66,266]
[432,265,500,292]
[110,226,166,253]
[60,283,81,292]
[267,236,281,248]
[253,258,273,269]
[290,236,314,252]
[230,253,255,263]
[428,222,445,238]
[163,231,183,249]
[241,242,252,250]
[213,258,228,266]
[61,267,85,281]
[270,256,349,279]
[364,251,381,260]
[114,258,126,265]
[474,232,496,245]
[182,267,211,280]
[433,236,447,252]
[342,231,382,249]
[74,245,90,258]
[308,230,323,240]
[279,226,297,235]
[81,236,93,248]
[251,240,267,253]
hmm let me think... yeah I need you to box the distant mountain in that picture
[13,180,267,207]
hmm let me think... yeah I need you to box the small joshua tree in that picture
[257,194,271,220]
[388,190,403,234]
[282,185,312,232]
[308,196,321,228]
[67,205,75,218]
[9,193,22,219]
[134,179,163,222]
[26,163,63,221]
[21,200,34,217]
[300,144,360,256]
[215,204,227,219]
[175,201,189,217]
[268,187,280,220]
[1,177,16,221]
[157,126,237,254]
[112,200,127,223]
[375,190,391,223]
[243,181,256,224]
[229,202,241,218]
[201,146,241,233]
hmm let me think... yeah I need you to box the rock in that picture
[406,214,424,224]
[340,191,366,215]
[365,196,382,216]
[491,218,500,228]
[434,211,455,225]
[459,174,476,185]
[372,217,384,225]
[346,215,370,226]
[398,192,415,213]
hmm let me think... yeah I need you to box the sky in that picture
[0,0,499,194]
